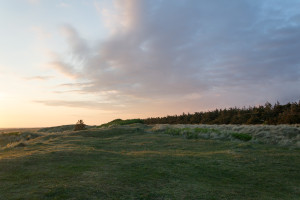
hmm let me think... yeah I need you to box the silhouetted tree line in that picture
[143,101,300,125]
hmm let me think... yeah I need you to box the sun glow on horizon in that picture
[0,1,299,128]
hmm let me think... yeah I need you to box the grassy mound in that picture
[99,118,144,128]
[0,124,299,199]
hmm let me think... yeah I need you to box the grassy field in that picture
[0,124,300,199]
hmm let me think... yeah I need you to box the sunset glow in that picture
[1,0,300,128]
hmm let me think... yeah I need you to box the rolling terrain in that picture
[0,123,300,199]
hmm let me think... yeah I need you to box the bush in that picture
[74,120,86,131]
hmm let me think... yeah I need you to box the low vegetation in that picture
[155,127,253,142]
[151,124,300,147]
[0,131,40,149]
[38,125,75,133]
[0,123,299,199]
[4,132,20,136]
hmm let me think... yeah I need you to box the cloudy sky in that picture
[1,0,300,127]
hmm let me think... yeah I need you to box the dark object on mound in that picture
[15,143,26,148]
[74,120,86,131]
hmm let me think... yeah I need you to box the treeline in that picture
[143,101,300,125]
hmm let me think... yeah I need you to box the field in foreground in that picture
[0,124,300,199]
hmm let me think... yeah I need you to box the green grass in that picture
[160,127,227,140]
[194,127,221,134]
[0,125,299,199]
[231,132,252,141]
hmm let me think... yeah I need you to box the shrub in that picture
[74,120,86,131]
[231,133,252,141]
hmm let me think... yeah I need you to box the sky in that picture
[1,0,300,128]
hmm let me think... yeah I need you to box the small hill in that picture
[38,124,97,133]
[99,118,144,128]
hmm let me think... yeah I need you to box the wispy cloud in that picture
[34,100,126,111]
[24,76,53,81]
[47,0,300,111]
[57,82,94,88]
[59,24,90,58]
[48,60,78,79]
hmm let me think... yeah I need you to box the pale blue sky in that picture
[1,0,300,127]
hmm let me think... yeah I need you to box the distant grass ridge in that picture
[155,127,253,142]
[38,125,96,133]
[38,125,75,133]
[99,119,144,128]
